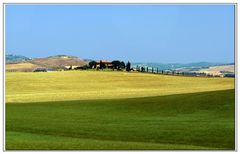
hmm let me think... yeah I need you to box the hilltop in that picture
[47,55,79,59]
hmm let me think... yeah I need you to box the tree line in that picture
[71,60,132,71]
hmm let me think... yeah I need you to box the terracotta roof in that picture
[96,60,112,63]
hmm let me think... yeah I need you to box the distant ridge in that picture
[47,55,79,59]
[6,54,31,64]
[132,62,229,71]
[6,54,234,73]
[83,58,96,62]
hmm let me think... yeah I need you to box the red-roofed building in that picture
[96,60,113,68]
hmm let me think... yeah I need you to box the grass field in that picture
[6,62,40,72]
[5,71,235,150]
[6,71,234,103]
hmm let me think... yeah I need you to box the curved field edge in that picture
[6,89,235,150]
[6,71,234,103]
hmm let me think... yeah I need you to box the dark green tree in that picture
[120,61,125,69]
[126,61,131,71]
[89,61,97,69]
[99,60,105,69]
[112,60,121,69]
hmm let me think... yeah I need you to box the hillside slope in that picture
[6,71,234,103]
[30,55,87,70]
[6,55,87,71]
[5,62,41,72]
[195,64,234,75]
[6,89,235,150]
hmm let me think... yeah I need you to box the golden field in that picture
[5,71,234,103]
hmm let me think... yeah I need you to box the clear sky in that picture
[5,4,235,63]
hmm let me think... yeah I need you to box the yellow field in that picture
[6,71,234,103]
[196,65,234,75]
[6,62,40,72]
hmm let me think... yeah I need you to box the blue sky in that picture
[5,4,235,63]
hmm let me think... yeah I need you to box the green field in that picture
[5,71,235,150]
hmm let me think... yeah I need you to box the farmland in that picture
[5,71,235,150]
[5,62,40,72]
[6,71,234,103]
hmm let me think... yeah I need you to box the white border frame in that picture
[0,1,238,154]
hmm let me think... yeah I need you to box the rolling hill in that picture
[30,55,87,70]
[6,90,234,150]
[6,71,234,103]
[5,55,87,72]
[194,64,234,75]
[5,70,235,150]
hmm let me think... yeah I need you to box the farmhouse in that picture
[96,60,113,68]
[65,65,79,70]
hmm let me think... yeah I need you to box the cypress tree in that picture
[126,61,131,71]
[99,60,103,69]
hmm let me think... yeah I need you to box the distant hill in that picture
[30,56,87,70]
[82,59,96,62]
[6,54,234,73]
[193,64,234,75]
[6,54,87,72]
[132,62,227,71]
[6,54,31,64]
